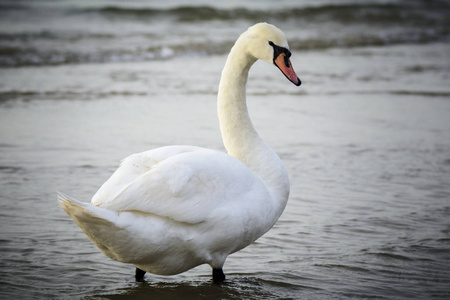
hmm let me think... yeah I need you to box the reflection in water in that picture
[97,278,279,300]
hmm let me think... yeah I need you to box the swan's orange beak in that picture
[274,53,301,86]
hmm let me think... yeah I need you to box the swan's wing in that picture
[91,146,268,224]
[91,145,203,204]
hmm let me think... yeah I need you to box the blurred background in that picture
[0,0,449,299]
[1,0,449,67]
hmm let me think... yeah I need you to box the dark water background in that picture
[1,0,450,299]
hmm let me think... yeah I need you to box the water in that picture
[1,0,450,299]
[1,0,449,67]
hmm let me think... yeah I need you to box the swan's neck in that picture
[217,39,289,217]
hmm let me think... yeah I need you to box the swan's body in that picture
[59,22,300,282]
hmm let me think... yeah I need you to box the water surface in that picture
[1,1,450,299]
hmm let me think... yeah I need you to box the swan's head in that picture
[243,23,301,86]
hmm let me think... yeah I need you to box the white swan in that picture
[59,22,300,283]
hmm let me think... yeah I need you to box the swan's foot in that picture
[135,268,146,282]
[212,268,226,283]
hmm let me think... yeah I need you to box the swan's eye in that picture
[269,41,291,61]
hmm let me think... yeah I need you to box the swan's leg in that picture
[212,268,226,283]
[135,268,146,282]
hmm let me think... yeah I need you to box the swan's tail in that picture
[58,192,88,219]
[57,192,124,261]
[58,192,118,224]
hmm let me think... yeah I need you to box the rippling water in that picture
[1,1,450,299]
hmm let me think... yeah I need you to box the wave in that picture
[0,32,445,67]
[84,2,450,25]
[0,42,231,67]
[1,2,449,67]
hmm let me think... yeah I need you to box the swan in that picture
[58,22,301,283]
